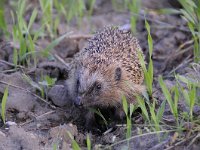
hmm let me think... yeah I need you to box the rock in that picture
[48,84,72,107]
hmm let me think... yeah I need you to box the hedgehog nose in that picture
[74,96,83,106]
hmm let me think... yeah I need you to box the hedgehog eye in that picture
[76,79,80,91]
[96,84,102,90]
[77,79,80,86]
[88,82,102,94]
[115,67,122,81]
[76,78,81,93]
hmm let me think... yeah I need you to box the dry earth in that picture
[0,0,200,150]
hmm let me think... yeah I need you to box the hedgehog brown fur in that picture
[73,26,145,107]
[69,27,145,128]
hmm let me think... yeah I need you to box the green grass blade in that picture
[136,96,149,121]
[188,22,196,37]
[67,131,81,150]
[86,134,91,150]
[158,76,176,118]
[44,75,56,87]
[176,75,200,87]
[145,19,153,56]
[126,117,132,138]
[180,9,195,24]
[28,8,38,31]
[22,74,42,91]
[138,50,147,72]
[173,85,179,119]
[1,86,8,124]
[72,140,81,150]
[189,85,196,120]
[0,8,7,32]
[88,0,96,16]
[149,102,159,131]
[18,0,26,19]
[189,86,196,109]
[13,48,18,66]
[182,89,190,106]
[89,108,108,126]
[43,31,72,56]
[157,99,166,122]
[129,103,134,118]
[157,8,180,15]
[53,143,57,150]
[122,95,128,116]
[148,59,153,81]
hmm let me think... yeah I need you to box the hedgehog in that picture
[67,27,145,127]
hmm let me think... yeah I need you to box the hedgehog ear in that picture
[115,67,122,81]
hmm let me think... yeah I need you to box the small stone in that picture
[48,85,72,107]
[6,121,17,126]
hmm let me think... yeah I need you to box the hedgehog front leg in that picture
[114,106,126,120]
[85,110,96,130]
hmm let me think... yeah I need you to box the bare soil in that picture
[0,0,200,150]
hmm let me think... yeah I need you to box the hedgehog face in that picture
[74,66,123,107]
[74,67,104,107]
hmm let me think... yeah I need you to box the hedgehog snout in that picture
[74,96,83,107]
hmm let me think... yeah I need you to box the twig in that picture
[0,59,25,69]
[103,127,114,135]
[19,110,56,126]
[36,110,56,120]
[68,34,93,40]
[119,10,191,33]
[162,42,193,74]
[132,11,191,33]
[164,135,195,150]
[174,40,194,53]
[115,124,126,127]
[166,41,193,62]
[149,138,170,150]
[104,129,177,149]
[19,119,33,126]
[188,133,200,148]
[0,69,20,73]
[166,56,192,76]
[54,54,71,68]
